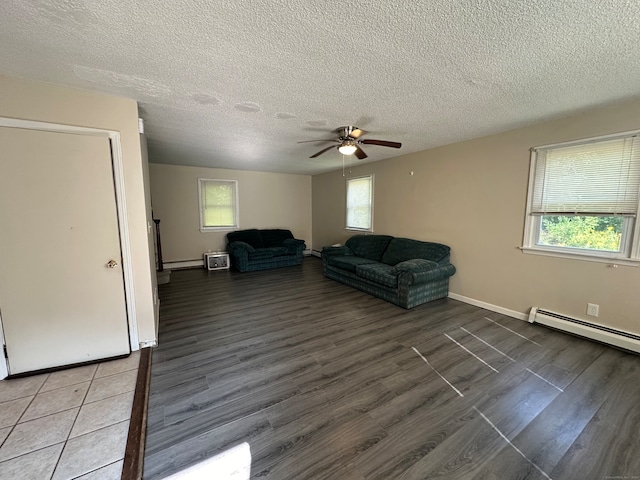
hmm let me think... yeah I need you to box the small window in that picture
[198,179,239,231]
[346,175,373,231]
[523,131,640,263]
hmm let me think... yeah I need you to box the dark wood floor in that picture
[143,257,640,480]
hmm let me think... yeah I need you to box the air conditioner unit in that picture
[204,252,230,271]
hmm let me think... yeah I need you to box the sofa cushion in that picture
[390,258,439,275]
[261,229,294,248]
[227,229,265,248]
[265,246,289,256]
[356,263,398,288]
[381,238,451,265]
[327,256,379,273]
[345,235,393,261]
[248,249,274,261]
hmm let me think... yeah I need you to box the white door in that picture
[0,126,130,375]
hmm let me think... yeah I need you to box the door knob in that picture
[107,260,118,268]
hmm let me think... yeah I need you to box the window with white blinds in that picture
[198,179,239,231]
[523,131,640,263]
[530,134,640,215]
[346,175,373,231]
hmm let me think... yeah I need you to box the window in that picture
[523,131,640,264]
[346,175,373,231]
[198,179,239,231]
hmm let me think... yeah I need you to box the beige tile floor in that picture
[0,351,139,480]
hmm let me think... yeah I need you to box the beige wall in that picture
[0,74,157,346]
[149,164,312,261]
[313,99,640,334]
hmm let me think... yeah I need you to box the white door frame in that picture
[0,117,139,379]
[0,311,7,379]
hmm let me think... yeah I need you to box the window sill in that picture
[346,227,373,233]
[200,227,237,233]
[520,246,640,267]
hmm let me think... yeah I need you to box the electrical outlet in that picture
[587,303,599,317]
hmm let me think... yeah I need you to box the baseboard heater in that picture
[528,307,640,354]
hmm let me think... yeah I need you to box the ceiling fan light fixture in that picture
[338,142,357,155]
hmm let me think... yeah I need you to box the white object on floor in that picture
[163,442,251,480]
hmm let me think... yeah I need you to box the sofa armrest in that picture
[390,259,438,275]
[228,241,256,253]
[398,263,456,286]
[321,245,352,258]
[321,245,351,271]
[283,238,306,254]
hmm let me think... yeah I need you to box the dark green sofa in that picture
[226,229,306,272]
[322,235,456,308]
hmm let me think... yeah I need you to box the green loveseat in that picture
[226,228,306,272]
[322,235,456,308]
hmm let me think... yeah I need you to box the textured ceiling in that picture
[1,1,639,175]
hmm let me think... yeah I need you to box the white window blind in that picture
[198,179,238,230]
[346,175,373,231]
[531,133,640,216]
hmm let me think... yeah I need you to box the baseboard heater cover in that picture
[528,307,640,354]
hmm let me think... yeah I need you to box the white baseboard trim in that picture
[448,292,528,321]
[311,250,322,258]
[303,249,312,256]
[164,260,204,270]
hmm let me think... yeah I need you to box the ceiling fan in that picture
[298,126,401,159]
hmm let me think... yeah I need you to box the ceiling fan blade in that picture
[354,146,368,160]
[297,139,339,144]
[360,139,402,148]
[310,145,338,158]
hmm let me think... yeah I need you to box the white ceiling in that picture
[1,1,639,175]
